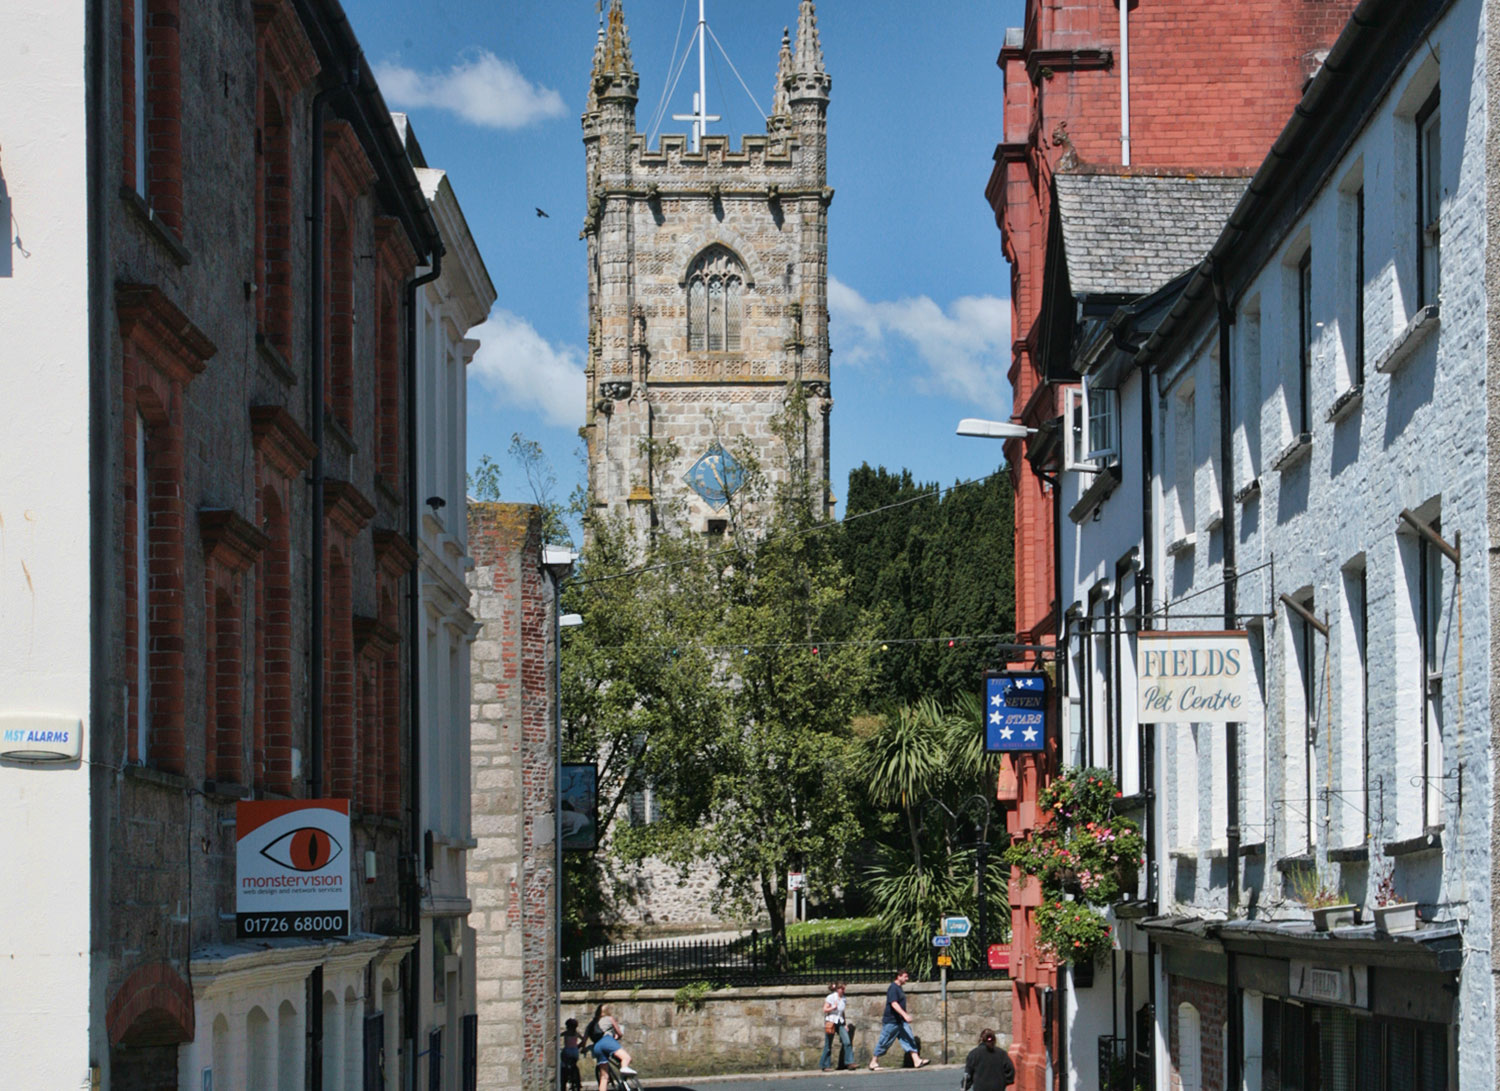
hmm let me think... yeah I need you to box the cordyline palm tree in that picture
[859,695,1009,974]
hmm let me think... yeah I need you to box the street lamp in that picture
[956,417,1038,440]
[541,545,577,1078]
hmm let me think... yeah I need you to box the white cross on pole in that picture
[671,0,721,151]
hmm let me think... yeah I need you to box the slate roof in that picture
[1055,171,1250,297]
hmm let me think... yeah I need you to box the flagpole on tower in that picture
[671,0,720,151]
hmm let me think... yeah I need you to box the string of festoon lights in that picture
[571,632,1029,659]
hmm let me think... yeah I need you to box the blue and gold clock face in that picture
[684,444,746,511]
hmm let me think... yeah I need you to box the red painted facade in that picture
[984,2,1357,1087]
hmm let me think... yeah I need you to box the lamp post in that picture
[541,545,578,1078]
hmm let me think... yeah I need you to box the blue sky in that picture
[349,0,1025,513]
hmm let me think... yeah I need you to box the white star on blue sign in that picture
[990,711,1001,725]
[1022,727,1038,742]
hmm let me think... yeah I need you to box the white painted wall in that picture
[0,3,94,1086]
[1149,1,1491,1085]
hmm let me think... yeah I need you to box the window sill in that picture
[1276,852,1315,875]
[1204,511,1224,534]
[256,333,296,387]
[1384,825,1443,858]
[1168,848,1198,861]
[1238,841,1266,859]
[123,762,191,793]
[1327,843,1369,864]
[1272,433,1312,473]
[323,410,359,456]
[1067,463,1122,524]
[1374,303,1439,376]
[1111,791,1152,812]
[1325,383,1364,425]
[1234,478,1261,505]
[120,186,191,267]
[1165,533,1196,558]
[375,474,403,507]
[203,779,251,802]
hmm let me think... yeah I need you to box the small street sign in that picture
[932,934,952,948]
[936,954,953,967]
[943,915,972,937]
[987,945,1009,971]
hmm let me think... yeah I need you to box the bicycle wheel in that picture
[622,1076,643,1091]
[565,1067,581,1091]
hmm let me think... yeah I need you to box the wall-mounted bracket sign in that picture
[1136,631,1258,724]
[983,671,1047,752]
[236,799,350,939]
[0,715,82,763]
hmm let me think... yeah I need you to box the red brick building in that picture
[0,0,456,1086]
[984,2,1356,1087]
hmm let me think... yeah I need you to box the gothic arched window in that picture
[687,247,745,352]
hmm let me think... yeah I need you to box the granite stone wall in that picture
[562,978,1014,1076]
[467,503,557,1091]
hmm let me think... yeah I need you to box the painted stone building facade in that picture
[583,0,834,534]
[984,0,1358,1087]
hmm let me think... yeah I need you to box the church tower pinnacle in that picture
[583,1,834,537]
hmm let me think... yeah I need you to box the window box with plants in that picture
[1372,866,1419,935]
[1287,868,1357,930]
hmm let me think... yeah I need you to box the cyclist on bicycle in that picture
[560,1018,583,1091]
[587,1004,635,1091]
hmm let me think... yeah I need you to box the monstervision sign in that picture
[1136,631,1258,724]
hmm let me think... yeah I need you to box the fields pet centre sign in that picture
[1136,631,1259,724]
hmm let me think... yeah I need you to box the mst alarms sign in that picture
[1136,631,1258,724]
[236,799,350,939]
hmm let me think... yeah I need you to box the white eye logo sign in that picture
[261,826,344,872]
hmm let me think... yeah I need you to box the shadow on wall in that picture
[1,162,12,277]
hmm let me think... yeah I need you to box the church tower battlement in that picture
[582,0,832,536]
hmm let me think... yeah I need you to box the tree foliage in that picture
[840,464,1015,704]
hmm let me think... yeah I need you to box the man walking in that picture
[869,969,929,1070]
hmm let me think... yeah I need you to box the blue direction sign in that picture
[943,916,972,938]
[983,671,1048,752]
[932,935,953,948]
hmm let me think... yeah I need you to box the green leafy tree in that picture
[840,464,1014,704]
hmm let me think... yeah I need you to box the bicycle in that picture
[561,1055,582,1091]
[599,1053,643,1091]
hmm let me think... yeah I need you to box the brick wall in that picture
[101,0,422,1075]
[467,503,558,1091]
[1167,975,1226,1091]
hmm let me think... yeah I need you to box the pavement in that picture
[643,1062,963,1090]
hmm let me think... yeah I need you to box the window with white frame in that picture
[1416,518,1443,831]
[1339,170,1367,390]
[1339,560,1369,847]
[1284,591,1320,854]
[1234,299,1262,488]
[1171,385,1196,542]
[1416,89,1441,308]
[1296,248,1313,436]
[1084,379,1118,465]
[1175,721,1199,852]
[1063,387,1088,471]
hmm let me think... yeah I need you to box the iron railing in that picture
[563,930,1006,990]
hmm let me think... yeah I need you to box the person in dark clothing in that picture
[963,1028,1015,1091]
[869,969,929,1069]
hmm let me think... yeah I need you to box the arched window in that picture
[687,247,745,351]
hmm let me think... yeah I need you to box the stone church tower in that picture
[582,0,833,535]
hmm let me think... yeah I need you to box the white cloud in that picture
[469,309,585,428]
[374,51,566,130]
[828,276,1011,404]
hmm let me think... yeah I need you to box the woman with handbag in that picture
[819,981,855,1070]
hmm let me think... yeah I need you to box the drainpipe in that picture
[1212,263,1242,1091]
[307,77,333,1091]
[405,247,443,1075]
[1118,0,1131,166]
